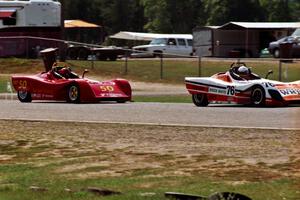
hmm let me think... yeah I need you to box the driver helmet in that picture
[58,67,71,78]
[237,66,250,75]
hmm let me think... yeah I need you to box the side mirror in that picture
[265,70,273,79]
[82,69,89,78]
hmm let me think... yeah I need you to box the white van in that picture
[131,35,193,57]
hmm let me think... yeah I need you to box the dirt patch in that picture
[0,120,299,182]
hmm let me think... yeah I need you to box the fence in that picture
[68,56,300,84]
[0,36,300,87]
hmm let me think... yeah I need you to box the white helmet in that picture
[237,66,250,75]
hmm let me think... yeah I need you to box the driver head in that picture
[237,66,250,75]
[58,67,71,76]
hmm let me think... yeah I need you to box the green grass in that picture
[1,120,299,200]
[133,95,192,103]
[0,161,298,200]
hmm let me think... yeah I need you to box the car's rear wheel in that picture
[17,90,32,103]
[78,48,89,60]
[67,84,80,103]
[192,93,208,107]
[251,86,265,106]
[67,48,78,60]
[153,51,163,58]
[117,100,126,103]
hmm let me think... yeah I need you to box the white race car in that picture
[185,63,300,107]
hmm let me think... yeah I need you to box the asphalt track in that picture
[0,100,299,129]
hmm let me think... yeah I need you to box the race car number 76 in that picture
[226,86,235,96]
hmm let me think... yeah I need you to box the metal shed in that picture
[193,22,300,58]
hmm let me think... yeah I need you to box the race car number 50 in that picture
[226,86,235,96]
[19,80,27,88]
[100,85,114,92]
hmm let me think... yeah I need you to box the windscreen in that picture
[292,28,300,37]
[150,38,167,45]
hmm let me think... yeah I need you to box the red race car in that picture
[11,65,132,103]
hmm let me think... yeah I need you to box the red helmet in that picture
[58,67,71,77]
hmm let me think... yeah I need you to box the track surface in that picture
[0,100,299,129]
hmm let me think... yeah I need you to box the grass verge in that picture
[0,120,299,200]
[133,95,192,103]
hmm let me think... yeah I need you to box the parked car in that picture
[268,36,300,58]
[131,36,193,58]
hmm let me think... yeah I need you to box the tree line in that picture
[61,0,300,35]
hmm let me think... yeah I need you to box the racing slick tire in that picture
[78,48,89,60]
[17,90,32,103]
[66,48,78,60]
[251,86,265,106]
[117,100,126,103]
[67,84,80,103]
[192,93,208,107]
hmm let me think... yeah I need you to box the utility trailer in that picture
[0,0,63,58]
[66,45,126,61]
[0,0,124,61]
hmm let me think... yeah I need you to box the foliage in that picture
[59,0,300,36]
[204,0,265,25]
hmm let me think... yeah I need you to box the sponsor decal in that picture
[279,88,300,96]
[32,93,54,98]
[209,87,226,95]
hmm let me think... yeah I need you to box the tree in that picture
[205,0,264,25]
[103,0,145,33]
[142,0,205,33]
[142,0,172,33]
[260,0,293,22]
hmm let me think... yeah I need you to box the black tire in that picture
[251,86,265,106]
[78,48,89,60]
[192,93,208,107]
[153,51,163,58]
[117,100,126,103]
[17,90,32,103]
[67,48,78,60]
[67,84,80,103]
[109,55,117,61]
[208,192,252,200]
[245,50,252,58]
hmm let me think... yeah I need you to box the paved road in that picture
[0,100,299,129]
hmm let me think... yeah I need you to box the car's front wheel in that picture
[17,90,32,103]
[251,86,265,106]
[192,93,208,107]
[67,84,80,103]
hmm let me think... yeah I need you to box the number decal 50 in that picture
[19,80,27,88]
[100,86,114,92]
[226,86,235,96]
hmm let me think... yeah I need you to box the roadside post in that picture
[198,56,202,77]
[124,50,128,75]
[6,81,13,100]
[91,51,94,69]
[279,60,282,81]
[160,53,163,79]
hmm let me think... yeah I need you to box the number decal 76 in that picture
[226,86,235,96]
